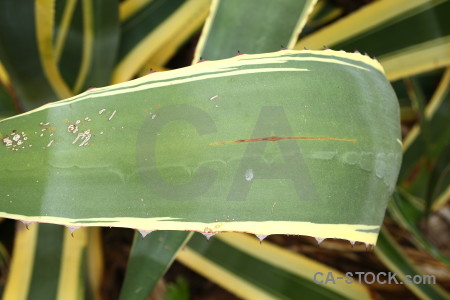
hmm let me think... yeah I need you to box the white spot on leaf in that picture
[108,110,117,121]
[245,169,254,181]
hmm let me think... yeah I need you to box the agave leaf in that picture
[0,50,401,244]
[375,227,450,300]
[0,1,65,108]
[296,0,450,80]
[0,238,9,297]
[113,0,211,83]
[54,0,84,89]
[119,3,318,298]
[388,191,450,268]
[2,223,88,300]
[118,231,192,300]
[193,0,317,62]
[399,68,450,202]
[86,228,103,300]
[0,82,17,119]
[428,144,450,210]
[178,233,371,300]
[138,0,211,75]
[0,62,10,89]
[56,0,120,93]
[301,0,343,37]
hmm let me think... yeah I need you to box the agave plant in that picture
[0,0,449,299]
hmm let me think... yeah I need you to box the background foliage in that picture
[0,0,449,299]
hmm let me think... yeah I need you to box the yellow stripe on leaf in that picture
[86,228,104,300]
[120,0,153,22]
[178,233,372,300]
[54,0,79,64]
[113,0,211,84]
[287,0,318,49]
[295,0,434,50]
[2,223,38,300]
[140,0,210,73]
[381,37,450,81]
[192,0,219,64]
[35,0,73,99]
[0,61,11,87]
[177,246,275,300]
[433,185,450,211]
[55,227,88,300]
[403,67,450,151]
[73,0,94,93]
[219,233,371,300]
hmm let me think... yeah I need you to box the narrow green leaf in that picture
[72,0,119,93]
[375,227,450,300]
[194,0,317,61]
[55,0,85,89]
[427,142,450,209]
[399,69,450,200]
[119,231,192,300]
[2,224,88,300]
[388,191,450,268]
[113,0,191,83]
[0,239,9,298]
[301,0,343,36]
[55,0,120,93]
[178,233,371,300]
[0,1,60,108]
[296,0,450,80]
[27,224,65,300]
[0,83,18,119]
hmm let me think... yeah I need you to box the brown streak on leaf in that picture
[210,136,357,146]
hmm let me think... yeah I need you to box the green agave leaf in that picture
[399,68,450,200]
[117,0,186,63]
[55,0,120,93]
[138,0,211,74]
[2,223,88,300]
[54,0,85,89]
[0,1,64,109]
[0,238,9,297]
[388,191,450,268]
[296,0,450,81]
[113,0,211,83]
[194,0,317,61]
[0,50,401,244]
[178,233,371,300]
[301,0,343,36]
[118,231,192,300]
[375,227,450,300]
[392,68,445,123]
[0,82,17,119]
[119,3,317,298]
[427,142,450,209]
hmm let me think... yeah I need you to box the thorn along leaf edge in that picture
[19,221,375,248]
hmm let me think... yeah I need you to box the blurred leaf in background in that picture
[0,0,449,299]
